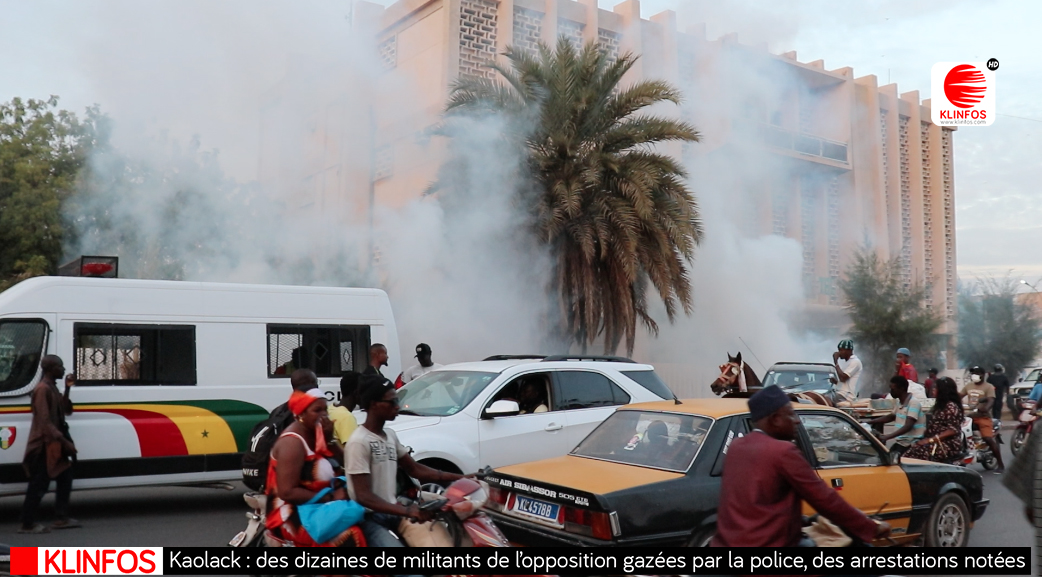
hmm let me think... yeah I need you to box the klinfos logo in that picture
[932,61,996,126]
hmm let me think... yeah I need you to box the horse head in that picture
[711,352,744,396]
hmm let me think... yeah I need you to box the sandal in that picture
[17,523,50,534]
[52,518,81,529]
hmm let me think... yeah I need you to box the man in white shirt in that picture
[401,343,442,384]
[832,339,862,402]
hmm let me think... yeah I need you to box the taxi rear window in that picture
[571,410,712,472]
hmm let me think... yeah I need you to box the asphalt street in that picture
[0,424,1035,576]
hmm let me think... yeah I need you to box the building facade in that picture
[260,0,959,366]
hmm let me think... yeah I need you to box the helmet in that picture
[837,339,854,350]
[993,364,1004,372]
[968,365,985,374]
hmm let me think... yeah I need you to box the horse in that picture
[710,352,762,397]
[710,352,833,407]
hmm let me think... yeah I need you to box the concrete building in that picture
[260,0,959,367]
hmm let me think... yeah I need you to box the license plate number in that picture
[512,495,560,523]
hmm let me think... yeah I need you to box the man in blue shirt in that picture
[868,376,925,459]
[1029,381,1042,402]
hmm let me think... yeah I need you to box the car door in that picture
[552,370,632,449]
[477,372,572,468]
[796,411,916,543]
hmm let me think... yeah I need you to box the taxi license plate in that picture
[512,495,560,523]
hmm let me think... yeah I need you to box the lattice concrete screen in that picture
[898,115,912,290]
[559,18,584,47]
[920,122,933,308]
[597,28,620,63]
[513,6,543,57]
[941,129,956,319]
[459,0,498,79]
[378,35,397,70]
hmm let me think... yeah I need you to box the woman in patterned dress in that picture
[905,378,964,462]
[265,388,364,547]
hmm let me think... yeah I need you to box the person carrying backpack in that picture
[242,370,320,491]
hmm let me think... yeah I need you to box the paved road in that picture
[0,424,1036,575]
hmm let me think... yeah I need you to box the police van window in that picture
[267,325,370,378]
[553,371,631,410]
[74,324,196,386]
[0,320,48,394]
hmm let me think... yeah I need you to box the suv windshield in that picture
[0,320,48,394]
[1025,369,1041,383]
[763,370,834,391]
[397,370,497,416]
[571,410,712,472]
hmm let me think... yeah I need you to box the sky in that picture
[1,0,1039,286]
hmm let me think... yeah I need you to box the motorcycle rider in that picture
[961,365,1005,473]
[345,378,466,551]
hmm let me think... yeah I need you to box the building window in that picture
[74,324,196,386]
[267,324,370,378]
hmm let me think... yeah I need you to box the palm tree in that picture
[443,37,703,355]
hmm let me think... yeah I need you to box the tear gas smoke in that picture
[24,0,844,392]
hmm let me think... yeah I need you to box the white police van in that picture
[0,272,399,495]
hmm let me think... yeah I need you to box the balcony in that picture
[734,120,849,165]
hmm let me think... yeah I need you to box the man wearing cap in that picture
[401,343,442,385]
[895,348,919,384]
[832,339,862,402]
[961,366,1004,473]
[714,385,890,547]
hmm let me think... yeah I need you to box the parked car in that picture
[1010,367,1041,406]
[762,362,841,404]
[483,398,987,548]
[387,355,673,475]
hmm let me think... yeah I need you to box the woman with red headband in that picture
[265,388,363,547]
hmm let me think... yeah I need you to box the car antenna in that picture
[738,337,767,372]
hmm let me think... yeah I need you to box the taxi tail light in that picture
[487,486,508,511]
[562,506,612,540]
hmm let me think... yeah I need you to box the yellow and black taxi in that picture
[482,399,988,548]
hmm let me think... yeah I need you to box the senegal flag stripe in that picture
[0,399,269,453]
[77,407,189,457]
[85,404,238,454]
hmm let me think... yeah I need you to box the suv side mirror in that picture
[485,400,520,418]
[829,377,838,385]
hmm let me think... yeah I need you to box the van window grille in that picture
[267,325,370,378]
[74,324,196,386]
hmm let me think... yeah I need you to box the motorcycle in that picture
[941,417,1000,469]
[1012,399,1038,456]
[229,470,533,577]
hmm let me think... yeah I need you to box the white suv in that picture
[385,355,674,474]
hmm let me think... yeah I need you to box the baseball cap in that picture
[896,347,911,357]
[415,343,432,357]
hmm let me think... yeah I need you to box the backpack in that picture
[241,403,294,491]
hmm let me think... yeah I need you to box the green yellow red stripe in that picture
[0,400,267,457]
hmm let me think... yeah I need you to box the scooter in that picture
[230,473,538,577]
[1012,399,1038,456]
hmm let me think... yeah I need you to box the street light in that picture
[1020,279,1041,293]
